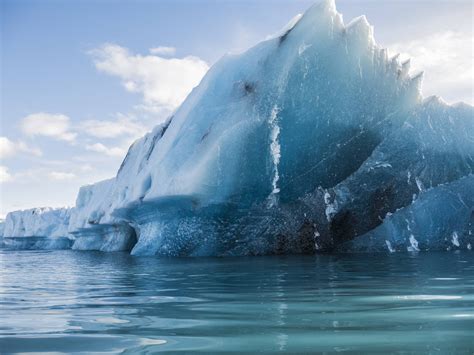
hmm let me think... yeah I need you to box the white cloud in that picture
[85,143,126,157]
[0,136,42,159]
[90,44,209,111]
[21,113,77,142]
[149,46,176,56]
[16,141,43,157]
[389,31,473,104]
[0,137,16,159]
[0,166,12,183]
[81,116,145,139]
[78,164,94,173]
[48,171,76,181]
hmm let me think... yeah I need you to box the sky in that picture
[1,0,473,218]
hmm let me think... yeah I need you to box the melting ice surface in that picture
[1,250,474,353]
[1,0,473,255]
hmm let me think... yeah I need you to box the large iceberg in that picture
[2,0,473,255]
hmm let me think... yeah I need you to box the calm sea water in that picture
[0,250,473,354]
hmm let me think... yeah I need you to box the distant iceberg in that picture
[2,0,472,255]
[2,208,72,250]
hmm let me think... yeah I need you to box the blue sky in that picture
[1,0,473,217]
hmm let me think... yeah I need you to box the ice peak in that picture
[318,0,337,13]
[303,0,338,20]
[423,95,448,107]
[268,14,303,40]
[345,15,374,44]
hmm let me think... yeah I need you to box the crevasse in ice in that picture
[2,0,473,254]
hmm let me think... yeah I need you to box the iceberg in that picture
[2,207,73,250]
[2,0,472,255]
[68,179,136,252]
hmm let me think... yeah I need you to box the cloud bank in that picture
[90,44,209,112]
[21,113,77,142]
[0,137,42,159]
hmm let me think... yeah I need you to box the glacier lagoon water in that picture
[1,250,473,353]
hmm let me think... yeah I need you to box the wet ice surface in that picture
[1,250,473,353]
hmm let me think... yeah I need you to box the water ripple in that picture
[0,250,473,353]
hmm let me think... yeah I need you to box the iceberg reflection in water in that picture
[1,250,473,353]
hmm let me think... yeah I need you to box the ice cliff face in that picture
[68,179,136,251]
[2,208,72,249]
[2,0,473,255]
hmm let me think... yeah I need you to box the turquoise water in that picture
[0,250,473,354]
